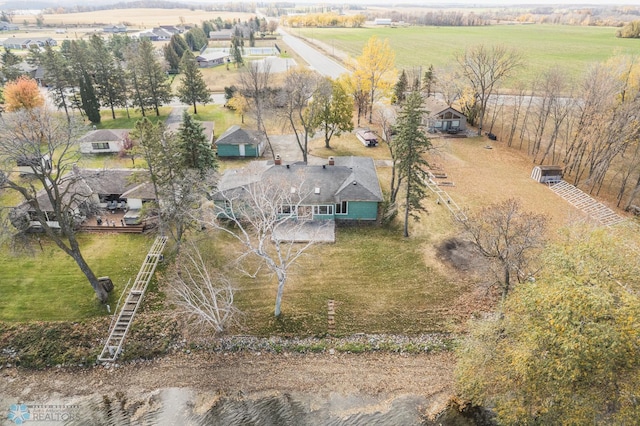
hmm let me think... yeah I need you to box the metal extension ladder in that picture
[98,235,168,362]
[422,171,467,222]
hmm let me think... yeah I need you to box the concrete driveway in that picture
[265,134,326,165]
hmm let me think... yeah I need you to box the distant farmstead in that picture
[3,37,56,50]
[103,25,127,33]
[374,18,392,25]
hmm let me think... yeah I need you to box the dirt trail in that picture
[1,351,454,418]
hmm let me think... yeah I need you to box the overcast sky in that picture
[335,1,629,5]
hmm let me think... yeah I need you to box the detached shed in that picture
[356,129,378,147]
[531,165,563,183]
[215,125,266,158]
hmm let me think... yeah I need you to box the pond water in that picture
[5,389,470,425]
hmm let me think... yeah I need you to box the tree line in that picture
[2,32,213,123]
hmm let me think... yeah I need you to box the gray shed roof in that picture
[215,125,262,146]
[78,129,129,143]
[216,156,383,204]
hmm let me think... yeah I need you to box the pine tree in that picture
[392,91,431,237]
[393,69,408,104]
[41,45,72,120]
[89,34,127,120]
[79,69,101,124]
[126,39,172,117]
[177,50,211,114]
[177,110,217,176]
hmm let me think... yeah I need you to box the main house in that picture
[214,156,383,222]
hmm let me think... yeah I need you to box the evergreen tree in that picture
[185,27,207,51]
[126,39,172,117]
[41,45,72,119]
[230,35,244,67]
[163,44,181,73]
[202,21,215,38]
[89,34,127,120]
[177,110,217,176]
[1,48,23,81]
[79,69,101,124]
[177,50,211,114]
[393,69,408,104]
[392,91,431,237]
[108,33,133,61]
[423,64,436,97]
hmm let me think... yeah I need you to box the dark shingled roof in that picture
[215,125,262,147]
[216,156,383,204]
[78,129,129,143]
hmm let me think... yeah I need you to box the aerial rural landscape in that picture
[0,0,639,424]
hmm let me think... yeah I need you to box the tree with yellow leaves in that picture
[226,92,249,124]
[456,225,640,425]
[3,76,44,112]
[352,36,396,124]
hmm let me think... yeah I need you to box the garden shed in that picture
[531,165,563,183]
[215,125,266,158]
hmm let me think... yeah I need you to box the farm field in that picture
[296,24,639,87]
[17,9,255,28]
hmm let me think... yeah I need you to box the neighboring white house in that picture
[374,18,392,25]
[78,129,129,154]
[195,51,229,67]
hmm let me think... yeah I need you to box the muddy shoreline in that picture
[1,351,455,423]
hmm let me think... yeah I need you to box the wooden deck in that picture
[81,211,145,233]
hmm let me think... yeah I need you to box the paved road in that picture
[279,29,350,79]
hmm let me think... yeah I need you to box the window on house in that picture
[313,205,333,215]
[278,205,297,215]
[335,201,348,215]
[92,142,110,150]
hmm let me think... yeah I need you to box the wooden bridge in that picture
[97,235,168,363]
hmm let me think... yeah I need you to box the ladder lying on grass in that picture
[97,235,168,362]
[422,171,467,222]
[549,181,625,227]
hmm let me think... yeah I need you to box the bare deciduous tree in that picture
[166,242,238,333]
[0,108,109,302]
[238,60,276,160]
[456,44,524,136]
[201,175,325,317]
[460,198,547,301]
[278,68,325,163]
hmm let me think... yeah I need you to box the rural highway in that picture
[279,29,350,79]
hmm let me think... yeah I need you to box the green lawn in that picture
[297,24,639,86]
[0,233,153,321]
[193,222,465,337]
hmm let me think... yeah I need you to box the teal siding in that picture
[217,144,240,157]
[217,143,260,157]
[244,144,259,157]
[339,201,378,220]
[313,213,334,220]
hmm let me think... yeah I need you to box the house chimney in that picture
[328,156,335,166]
[275,154,281,165]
